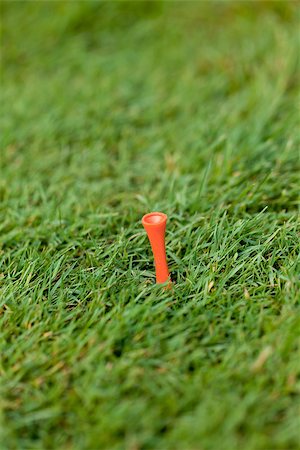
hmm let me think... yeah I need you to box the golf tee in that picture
[142,212,171,285]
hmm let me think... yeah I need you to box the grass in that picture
[1,2,300,449]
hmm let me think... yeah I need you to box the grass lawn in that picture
[1,2,300,449]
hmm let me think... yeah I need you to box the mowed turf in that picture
[1,2,299,450]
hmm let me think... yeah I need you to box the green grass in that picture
[1,2,300,449]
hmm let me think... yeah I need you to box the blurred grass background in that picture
[1,2,300,450]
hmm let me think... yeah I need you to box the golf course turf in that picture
[1,2,299,449]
